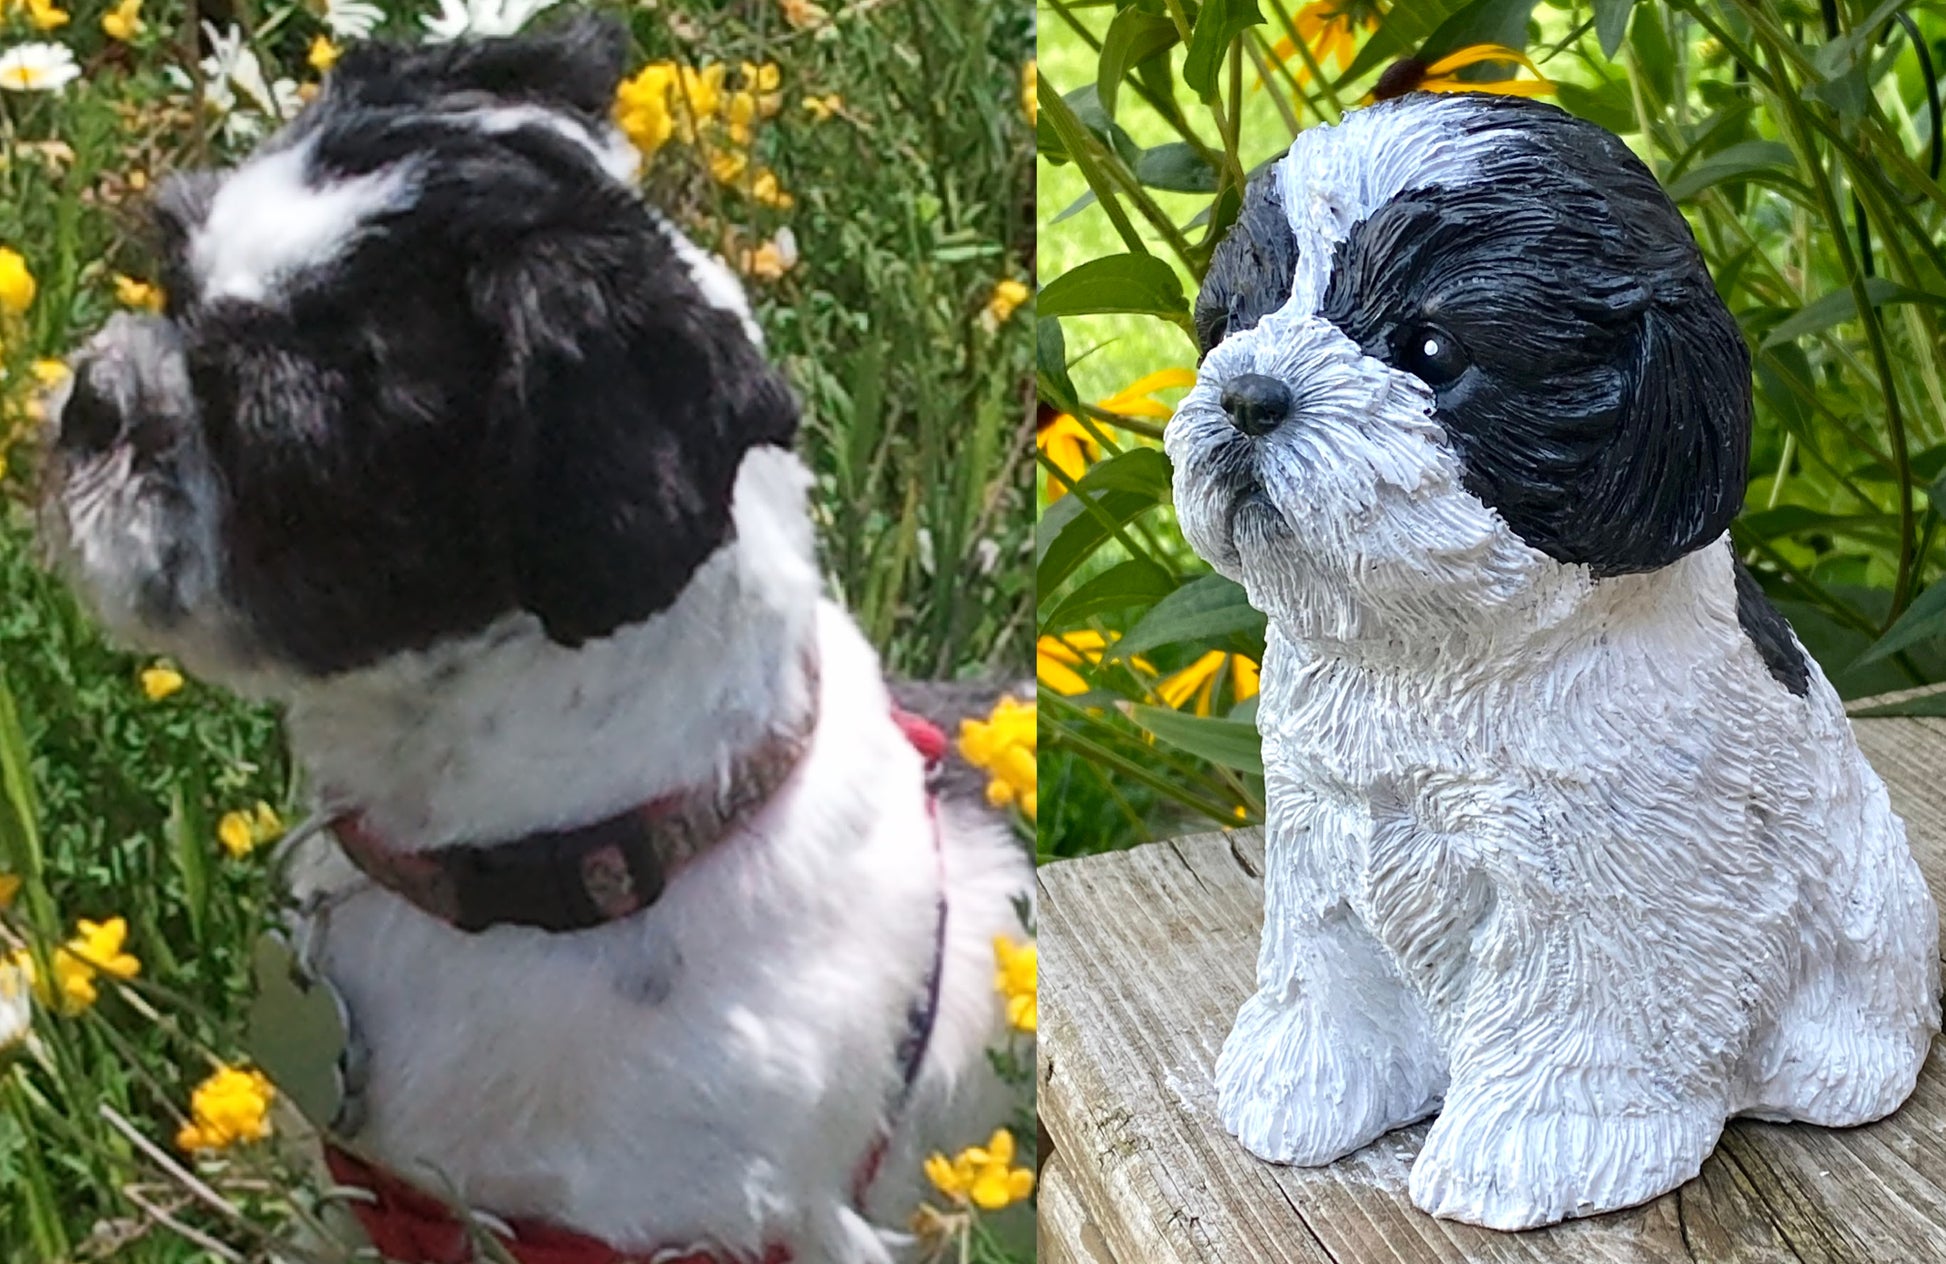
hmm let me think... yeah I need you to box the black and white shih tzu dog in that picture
[40,17,1030,1264]
[1167,93,1940,1230]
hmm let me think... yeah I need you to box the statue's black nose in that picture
[57,365,124,456]
[1220,374,1293,438]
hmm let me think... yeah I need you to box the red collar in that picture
[324,1146,793,1264]
[330,672,819,935]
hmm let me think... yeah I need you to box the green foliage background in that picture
[0,0,1034,1258]
[1037,0,1946,858]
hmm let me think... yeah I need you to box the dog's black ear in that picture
[332,12,629,117]
[435,13,631,116]
[1583,277,1751,570]
[1195,168,1299,361]
[479,230,798,647]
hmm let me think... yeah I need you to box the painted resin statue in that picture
[1164,93,1941,1230]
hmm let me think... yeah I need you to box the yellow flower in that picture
[1370,44,1555,102]
[981,278,1029,331]
[678,63,726,122]
[0,248,35,316]
[31,358,67,387]
[100,0,141,40]
[801,93,843,121]
[1155,651,1261,717]
[746,169,792,209]
[779,0,829,31]
[309,35,341,72]
[218,801,284,860]
[737,229,798,281]
[708,147,749,186]
[1036,629,1142,696]
[176,1064,275,1153]
[114,274,164,312]
[615,62,679,161]
[1039,368,1196,499]
[0,956,31,1050]
[925,1129,1035,1211]
[960,696,1036,821]
[23,0,69,32]
[140,664,185,701]
[1022,60,1036,125]
[993,935,1037,1033]
[14,917,142,1016]
[1266,0,1381,82]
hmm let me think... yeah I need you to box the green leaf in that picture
[1858,577,1946,665]
[1123,703,1264,773]
[1135,143,1221,193]
[1035,448,1174,595]
[1761,277,1946,348]
[1556,79,1637,135]
[1418,0,1541,67]
[1593,0,1637,59]
[1098,8,1180,121]
[1736,505,1892,541]
[1037,318,1081,415]
[1040,559,1178,631]
[1183,0,1265,98]
[0,668,41,885]
[1628,1,1673,106]
[1038,253,1191,324]
[168,785,209,947]
[1115,572,1267,657]
[1664,141,1798,202]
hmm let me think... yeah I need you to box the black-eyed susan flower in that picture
[176,1064,275,1152]
[1370,44,1555,102]
[993,935,1037,1033]
[1039,368,1196,498]
[1155,651,1261,717]
[960,696,1036,820]
[925,1128,1035,1211]
[1266,0,1383,82]
[140,663,184,700]
[0,248,35,315]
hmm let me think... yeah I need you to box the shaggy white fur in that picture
[1166,96,1941,1231]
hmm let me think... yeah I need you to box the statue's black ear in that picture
[1195,167,1300,361]
[1581,283,1751,571]
[478,229,798,647]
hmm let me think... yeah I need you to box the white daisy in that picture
[323,0,385,41]
[0,959,31,1051]
[167,23,305,144]
[422,0,560,43]
[0,42,80,94]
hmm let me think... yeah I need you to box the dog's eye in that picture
[1395,324,1469,389]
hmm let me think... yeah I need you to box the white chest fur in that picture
[1220,542,1941,1229]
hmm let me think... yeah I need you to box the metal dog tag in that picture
[244,931,364,1135]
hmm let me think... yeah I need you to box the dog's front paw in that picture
[1214,989,1443,1166]
[1409,1087,1726,1229]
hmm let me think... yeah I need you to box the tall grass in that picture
[0,1,1034,1258]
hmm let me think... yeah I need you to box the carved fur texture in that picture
[1166,93,1941,1230]
[39,17,1029,1262]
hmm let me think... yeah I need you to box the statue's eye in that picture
[1395,323,1470,388]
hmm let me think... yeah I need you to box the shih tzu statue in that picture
[1165,93,1941,1230]
[40,17,1029,1264]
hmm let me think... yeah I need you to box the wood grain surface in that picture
[1039,715,1946,1264]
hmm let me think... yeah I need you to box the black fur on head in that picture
[1315,95,1751,575]
[123,14,797,676]
[1195,169,1299,363]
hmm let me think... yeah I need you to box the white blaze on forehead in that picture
[462,105,642,185]
[1274,97,1519,318]
[651,214,764,348]
[191,141,418,303]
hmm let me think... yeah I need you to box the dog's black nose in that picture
[57,366,124,455]
[1220,374,1293,437]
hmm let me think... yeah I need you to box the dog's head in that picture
[40,16,797,685]
[1165,95,1749,642]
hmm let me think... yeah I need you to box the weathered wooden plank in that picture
[1040,717,1946,1264]
[1040,1156,1119,1264]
